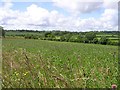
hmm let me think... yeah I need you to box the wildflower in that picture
[112,84,117,89]
[23,73,27,76]
[16,73,19,76]
[15,72,19,76]
[23,72,28,76]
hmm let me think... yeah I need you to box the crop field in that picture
[2,38,118,88]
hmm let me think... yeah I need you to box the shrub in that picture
[85,32,96,42]
[60,36,66,41]
[107,41,119,46]
[24,35,39,39]
[99,36,108,45]
[92,38,98,44]
[76,37,83,43]
[83,38,89,43]
[69,36,77,42]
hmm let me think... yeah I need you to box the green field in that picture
[2,38,118,88]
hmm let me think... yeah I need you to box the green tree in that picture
[69,35,78,42]
[83,38,89,43]
[60,35,66,41]
[99,36,108,45]
[85,32,96,42]
[44,32,55,40]
[76,34,84,42]
[92,38,98,44]
[24,34,39,39]
[65,33,72,42]
[0,26,5,38]
[44,32,51,37]
[60,34,72,42]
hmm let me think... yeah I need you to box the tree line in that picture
[2,27,120,46]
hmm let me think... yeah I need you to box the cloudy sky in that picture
[0,0,118,31]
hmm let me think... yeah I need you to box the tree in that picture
[92,38,98,44]
[0,26,5,38]
[44,32,51,37]
[99,36,108,45]
[44,32,55,39]
[69,36,76,42]
[65,33,72,42]
[24,34,39,39]
[85,32,96,42]
[60,34,72,42]
[60,35,66,41]
[83,38,89,43]
[76,34,84,42]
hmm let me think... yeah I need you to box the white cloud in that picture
[0,1,19,25]
[100,9,118,26]
[53,0,103,15]
[26,4,49,24]
[103,0,118,9]
[5,4,50,26]
[74,10,118,31]
[52,0,118,31]
[49,10,64,26]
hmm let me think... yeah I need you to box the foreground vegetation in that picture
[2,38,118,88]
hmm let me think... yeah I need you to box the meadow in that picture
[2,38,118,88]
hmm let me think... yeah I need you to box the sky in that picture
[0,0,119,32]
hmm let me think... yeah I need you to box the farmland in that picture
[2,38,118,88]
[0,0,119,88]
[5,30,119,46]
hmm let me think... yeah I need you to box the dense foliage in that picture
[5,30,119,46]
[0,26,5,38]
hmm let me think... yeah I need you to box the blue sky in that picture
[5,2,104,18]
[12,2,55,11]
[0,0,118,31]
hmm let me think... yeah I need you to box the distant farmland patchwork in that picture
[2,38,118,88]
[5,31,119,45]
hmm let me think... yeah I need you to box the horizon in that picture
[0,0,119,32]
[4,29,119,33]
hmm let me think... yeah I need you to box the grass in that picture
[96,34,118,37]
[2,38,118,88]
